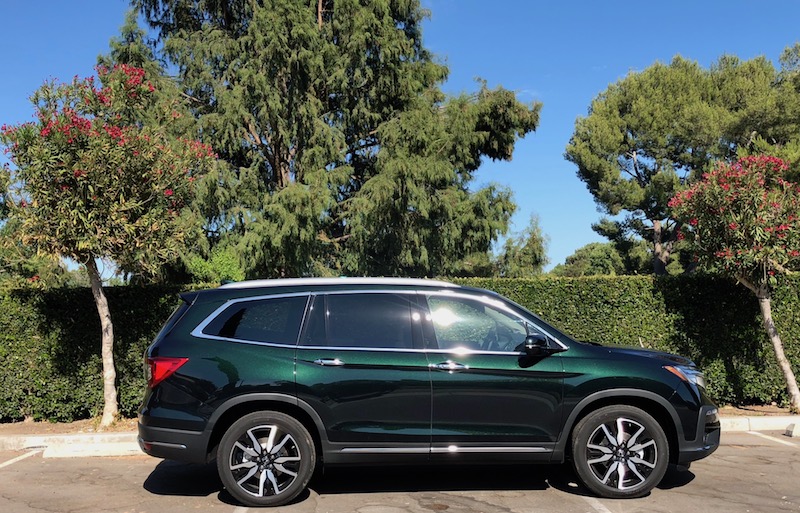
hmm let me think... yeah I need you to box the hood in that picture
[604,345,695,367]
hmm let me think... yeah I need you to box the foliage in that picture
[566,54,799,274]
[669,156,800,286]
[0,66,214,276]
[185,244,246,283]
[550,242,625,277]
[0,285,187,421]
[132,0,540,278]
[495,214,549,277]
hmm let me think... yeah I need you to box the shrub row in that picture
[0,275,797,421]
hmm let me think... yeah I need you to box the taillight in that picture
[146,357,189,388]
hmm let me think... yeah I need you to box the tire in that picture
[571,405,668,499]
[217,411,316,507]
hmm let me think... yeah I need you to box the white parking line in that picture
[582,496,614,513]
[232,507,249,513]
[0,449,42,469]
[747,431,800,448]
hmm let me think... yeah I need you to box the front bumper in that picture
[677,405,721,465]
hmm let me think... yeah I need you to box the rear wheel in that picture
[217,411,315,507]
[571,405,668,498]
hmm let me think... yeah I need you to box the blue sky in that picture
[2,1,799,270]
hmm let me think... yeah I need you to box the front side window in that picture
[201,295,308,345]
[425,295,531,352]
[301,293,416,349]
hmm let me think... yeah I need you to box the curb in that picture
[0,433,140,458]
[720,415,797,432]
[0,415,797,458]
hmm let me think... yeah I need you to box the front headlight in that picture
[665,365,707,391]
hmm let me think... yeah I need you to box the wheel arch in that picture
[204,393,327,464]
[553,389,681,465]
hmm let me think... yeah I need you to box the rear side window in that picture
[301,293,416,349]
[202,295,309,345]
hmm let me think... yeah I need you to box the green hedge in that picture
[0,276,798,422]
[0,286,186,422]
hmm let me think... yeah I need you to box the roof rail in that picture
[218,277,459,290]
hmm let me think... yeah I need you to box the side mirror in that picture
[524,334,552,357]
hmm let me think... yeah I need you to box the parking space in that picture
[0,432,798,513]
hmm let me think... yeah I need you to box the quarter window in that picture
[202,295,308,345]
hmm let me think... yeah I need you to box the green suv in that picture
[138,278,720,506]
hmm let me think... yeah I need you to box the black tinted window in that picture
[203,295,308,344]
[304,293,415,349]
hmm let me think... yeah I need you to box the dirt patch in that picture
[718,404,794,416]
[0,417,138,436]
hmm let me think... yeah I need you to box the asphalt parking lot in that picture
[1,431,798,513]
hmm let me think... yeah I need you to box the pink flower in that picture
[164,189,174,197]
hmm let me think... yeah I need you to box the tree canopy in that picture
[566,54,800,274]
[132,0,541,278]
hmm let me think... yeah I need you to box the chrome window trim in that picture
[191,288,567,353]
[190,292,311,346]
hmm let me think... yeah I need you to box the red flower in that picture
[164,189,174,197]
[689,218,698,226]
[728,222,738,230]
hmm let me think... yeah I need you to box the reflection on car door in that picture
[421,292,565,461]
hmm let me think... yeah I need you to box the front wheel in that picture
[217,411,316,507]
[571,405,668,499]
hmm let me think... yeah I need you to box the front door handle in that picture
[430,361,469,373]
[313,358,344,366]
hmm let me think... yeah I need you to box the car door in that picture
[420,291,566,462]
[294,291,432,462]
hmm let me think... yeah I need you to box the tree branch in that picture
[735,273,762,296]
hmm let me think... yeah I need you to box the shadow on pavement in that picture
[143,460,222,496]
[311,464,573,495]
[143,461,694,505]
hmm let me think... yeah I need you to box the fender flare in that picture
[553,388,681,461]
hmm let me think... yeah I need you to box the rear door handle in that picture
[313,358,344,366]
[430,361,469,373]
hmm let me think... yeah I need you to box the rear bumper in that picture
[677,405,721,465]
[137,421,209,463]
